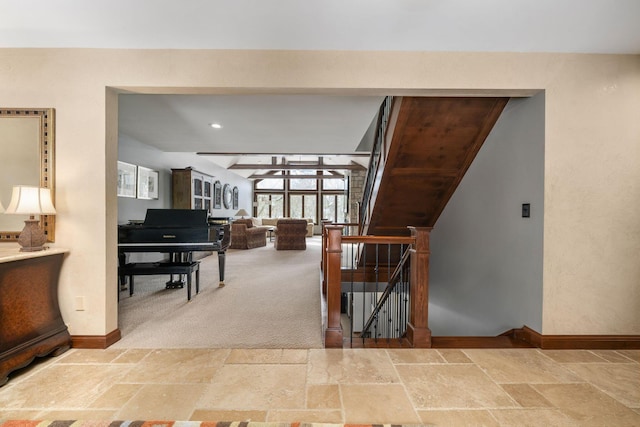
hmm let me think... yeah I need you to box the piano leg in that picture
[118,252,128,292]
[196,266,200,294]
[187,269,192,301]
[217,250,226,287]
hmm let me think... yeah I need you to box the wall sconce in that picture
[4,185,56,252]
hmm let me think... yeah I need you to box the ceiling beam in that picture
[248,172,345,179]
[229,163,365,171]
[197,152,370,157]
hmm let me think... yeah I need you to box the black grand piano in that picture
[118,209,231,292]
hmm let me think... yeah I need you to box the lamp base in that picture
[17,219,47,252]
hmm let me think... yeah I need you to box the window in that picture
[322,194,347,223]
[254,166,351,224]
[290,194,317,223]
[322,177,345,190]
[256,193,284,218]
[289,170,317,190]
[255,174,284,190]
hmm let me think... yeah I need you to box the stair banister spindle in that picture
[360,244,412,337]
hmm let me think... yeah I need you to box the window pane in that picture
[337,194,346,223]
[290,194,303,218]
[322,194,336,222]
[322,178,345,190]
[271,194,284,218]
[193,178,203,196]
[289,170,317,190]
[304,194,317,223]
[256,176,284,190]
[256,194,271,218]
[290,179,317,190]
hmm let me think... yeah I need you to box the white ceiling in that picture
[119,94,384,155]
[118,94,383,177]
[3,0,639,177]
[2,0,639,53]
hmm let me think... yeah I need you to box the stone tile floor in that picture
[0,348,638,426]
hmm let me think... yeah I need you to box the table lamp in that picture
[4,185,56,252]
[235,208,249,219]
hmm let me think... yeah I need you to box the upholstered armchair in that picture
[274,219,308,250]
[260,217,314,237]
[230,219,267,249]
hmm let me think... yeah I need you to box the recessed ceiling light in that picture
[209,123,222,129]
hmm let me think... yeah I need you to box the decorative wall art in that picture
[232,186,239,209]
[223,183,232,209]
[213,180,222,209]
[117,161,137,198]
[136,166,159,200]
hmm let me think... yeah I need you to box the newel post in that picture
[324,225,344,348]
[406,226,432,347]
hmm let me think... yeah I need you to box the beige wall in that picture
[0,49,638,337]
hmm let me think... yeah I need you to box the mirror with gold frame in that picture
[0,108,55,242]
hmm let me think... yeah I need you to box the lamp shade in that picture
[0,199,4,213]
[235,208,249,218]
[5,186,56,215]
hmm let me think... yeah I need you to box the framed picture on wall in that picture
[232,186,239,209]
[213,180,222,209]
[137,166,159,200]
[117,161,137,198]
[223,183,232,209]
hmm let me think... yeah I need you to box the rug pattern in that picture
[0,422,421,427]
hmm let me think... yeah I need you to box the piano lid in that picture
[119,209,230,248]
[143,209,209,227]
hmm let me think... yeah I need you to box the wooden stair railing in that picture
[360,244,412,338]
[322,224,433,348]
[360,96,396,234]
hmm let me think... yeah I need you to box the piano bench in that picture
[118,261,200,301]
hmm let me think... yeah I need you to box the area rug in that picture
[0,422,426,427]
[113,239,325,349]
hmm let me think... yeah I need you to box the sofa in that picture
[229,219,267,249]
[255,217,314,237]
[274,219,308,250]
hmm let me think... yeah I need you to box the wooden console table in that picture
[0,246,71,386]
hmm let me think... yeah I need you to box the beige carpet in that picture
[112,237,324,349]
